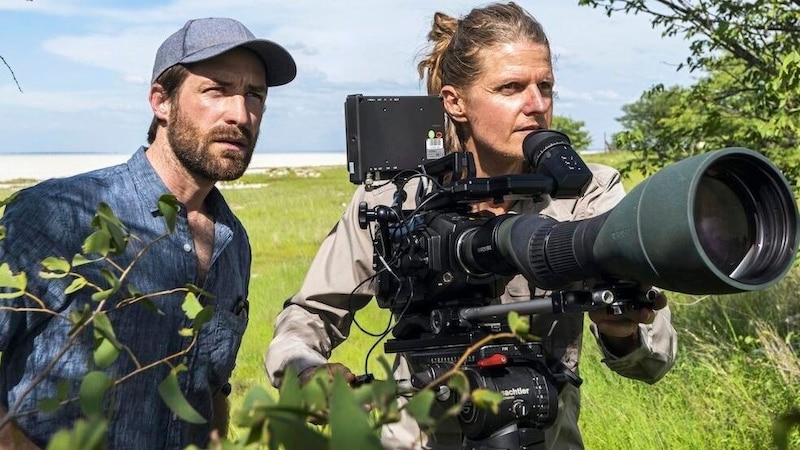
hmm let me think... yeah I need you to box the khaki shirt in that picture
[266,163,677,449]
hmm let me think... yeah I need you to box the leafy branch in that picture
[211,312,537,449]
[0,194,214,448]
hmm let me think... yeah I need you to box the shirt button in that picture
[183,243,192,252]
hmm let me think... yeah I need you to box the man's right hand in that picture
[298,363,356,386]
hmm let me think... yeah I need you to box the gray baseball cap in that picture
[151,18,297,87]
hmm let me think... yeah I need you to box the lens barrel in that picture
[461,148,799,294]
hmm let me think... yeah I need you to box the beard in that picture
[166,105,258,181]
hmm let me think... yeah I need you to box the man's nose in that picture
[224,95,250,125]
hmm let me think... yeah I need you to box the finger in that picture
[644,287,668,310]
[590,309,635,323]
[623,307,656,325]
[651,291,668,310]
[328,363,357,383]
[595,320,639,338]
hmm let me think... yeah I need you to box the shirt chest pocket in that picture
[204,306,248,390]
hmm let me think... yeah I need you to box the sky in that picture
[0,0,702,154]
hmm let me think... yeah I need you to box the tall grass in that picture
[2,153,798,448]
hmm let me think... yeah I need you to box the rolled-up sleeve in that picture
[265,184,393,387]
[590,305,678,383]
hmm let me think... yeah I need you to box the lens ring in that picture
[694,154,796,285]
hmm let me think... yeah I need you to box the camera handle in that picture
[459,286,659,323]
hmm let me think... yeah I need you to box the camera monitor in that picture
[345,94,446,185]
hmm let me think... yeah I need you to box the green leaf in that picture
[192,305,215,333]
[64,277,88,295]
[40,379,73,412]
[38,397,61,413]
[0,225,5,241]
[91,203,128,254]
[46,418,108,450]
[297,370,330,414]
[405,390,436,426]
[158,194,180,234]
[79,371,112,420]
[92,313,121,368]
[235,385,275,444]
[126,283,143,298]
[329,375,383,450]
[82,229,112,257]
[278,366,304,409]
[93,337,120,369]
[91,288,115,302]
[239,385,275,413]
[187,283,214,299]
[266,411,329,450]
[67,304,91,334]
[0,192,18,208]
[443,372,472,417]
[508,311,529,337]
[446,371,469,394]
[158,369,207,424]
[98,268,120,292]
[0,263,26,298]
[56,380,71,400]
[90,268,120,301]
[39,257,71,279]
[138,298,164,315]
[471,388,503,414]
[181,292,203,320]
[71,253,98,267]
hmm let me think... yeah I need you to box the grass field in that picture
[1,152,798,449]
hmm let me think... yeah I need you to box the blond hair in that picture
[417,2,551,152]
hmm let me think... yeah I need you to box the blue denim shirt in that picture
[0,147,251,449]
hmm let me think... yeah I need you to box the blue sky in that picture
[0,0,700,154]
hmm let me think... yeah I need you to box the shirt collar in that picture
[128,146,235,225]
[127,146,173,216]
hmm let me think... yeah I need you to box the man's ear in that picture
[440,85,467,123]
[149,85,170,120]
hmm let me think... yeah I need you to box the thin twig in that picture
[0,55,23,93]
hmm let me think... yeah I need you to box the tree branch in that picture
[0,55,22,93]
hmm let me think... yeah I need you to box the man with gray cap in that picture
[0,18,295,448]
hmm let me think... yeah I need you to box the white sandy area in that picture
[0,152,345,184]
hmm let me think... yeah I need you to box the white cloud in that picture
[0,0,700,152]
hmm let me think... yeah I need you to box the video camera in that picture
[344,94,800,449]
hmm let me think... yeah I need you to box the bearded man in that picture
[0,18,295,449]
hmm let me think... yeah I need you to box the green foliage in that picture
[578,0,800,188]
[78,371,112,420]
[159,366,207,425]
[46,418,108,450]
[0,262,25,298]
[0,194,216,442]
[552,115,592,150]
[4,165,800,448]
[223,166,800,449]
